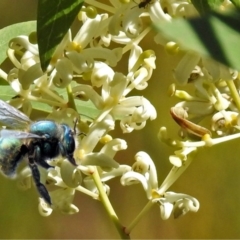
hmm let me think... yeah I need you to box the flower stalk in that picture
[226,79,240,112]
[66,84,77,111]
[91,167,130,239]
[125,201,154,234]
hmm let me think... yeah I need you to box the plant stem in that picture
[40,85,67,104]
[125,200,154,234]
[226,79,240,112]
[158,150,196,194]
[92,168,130,239]
[67,84,77,111]
[0,68,7,80]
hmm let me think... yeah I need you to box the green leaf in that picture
[191,0,224,15]
[75,99,100,121]
[54,83,100,120]
[37,0,84,72]
[0,84,17,100]
[230,0,240,9]
[0,82,99,121]
[0,78,9,85]
[31,98,99,121]
[154,10,240,71]
[0,21,36,65]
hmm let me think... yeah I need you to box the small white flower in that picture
[77,114,115,155]
[53,58,73,88]
[50,188,79,214]
[149,1,172,22]
[38,198,53,217]
[152,191,200,220]
[121,151,200,220]
[121,151,158,198]
[212,111,238,136]
[173,51,201,85]
[73,14,105,49]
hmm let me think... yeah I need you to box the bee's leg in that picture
[28,162,52,205]
[37,160,53,169]
[58,143,77,166]
[34,144,53,169]
[28,146,52,205]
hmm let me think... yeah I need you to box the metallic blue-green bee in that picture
[0,99,77,205]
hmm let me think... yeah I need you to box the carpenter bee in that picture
[0,99,77,205]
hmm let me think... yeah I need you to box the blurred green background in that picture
[1,0,240,238]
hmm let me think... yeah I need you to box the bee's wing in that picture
[0,129,43,139]
[0,99,32,128]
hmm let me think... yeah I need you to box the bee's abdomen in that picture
[0,138,27,176]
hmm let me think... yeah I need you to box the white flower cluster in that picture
[1,0,235,232]
[160,51,240,168]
